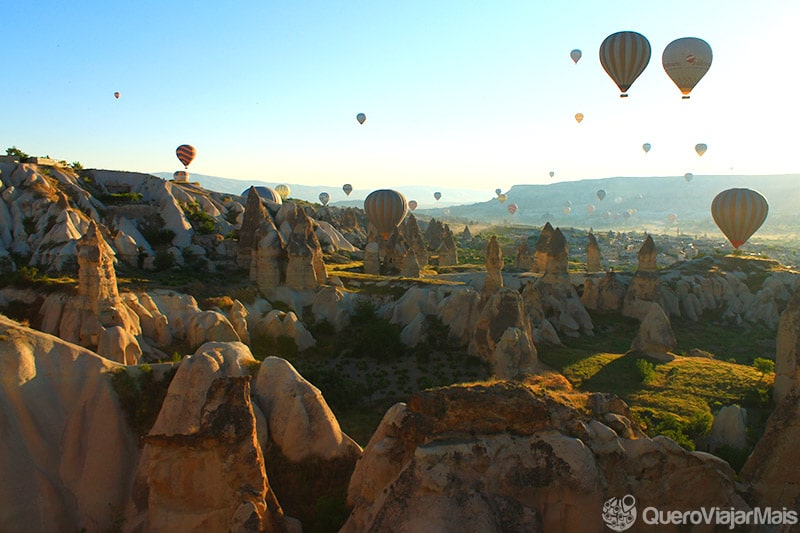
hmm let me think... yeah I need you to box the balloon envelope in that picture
[563,207,572,215]
[434,192,442,201]
[114,91,120,99]
[549,171,555,178]
[364,189,408,240]
[243,186,283,205]
[342,183,353,196]
[575,113,584,123]
[497,194,507,204]
[596,189,606,200]
[662,37,712,98]
[570,49,582,63]
[275,184,290,199]
[711,188,768,249]
[599,31,651,97]
[684,172,693,183]
[507,203,518,215]
[173,171,189,182]
[176,144,196,168]
[587,204,596,214]
[319,192,330,206]
[695,143,707,156]
[495,188,502,196]
[667,213,678,223]
[356,113,366,125]
[642,143,651,153]
[408,200,418,211]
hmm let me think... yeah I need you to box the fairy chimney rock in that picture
[484,236,503,295]
[516,239,534,271]
[533,222,555,274]
[437,224,458,267]
[402,213,428,266]
[587,232,602,272]
[77,221,119,310]
[638,235,657,272]
[544,227,569,275]
[401,248,421,278]
[238,187,271,268]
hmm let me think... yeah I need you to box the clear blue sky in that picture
[4,1,798,193]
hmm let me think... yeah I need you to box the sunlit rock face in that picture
[628,301,676,362]
[623,235,662,319]
[775,287,800,403]
[586,232,602,273]
[515,238,534,271]
[437,223,458,267]
[483,235,503,296]
[401,213,428,267]
[343,377,748,533]
[532,222,555,274]
[238,187,272,269]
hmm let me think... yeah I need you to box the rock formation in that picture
[709,405,748,452]
[285,209,327,290]
[424,218,444,251]
[586,232,602,272]
[582,271,627,312]
[401,214,428,266]
[532,222,554,274]
[343,377,749,532]
[437,224,458,266]
[400,248,421,277]
[251,222,285,291]
[483,235,503,296]
[238,187,271,269]
[461,225,472,242]
[515,238,534,270]
[623,235,662,319]
[628,301,676,362]
[775,287,800,403]
[363,241,380,275]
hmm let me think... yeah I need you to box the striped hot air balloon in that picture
[711,188,768,249]
[274,184,290,200]
[364,189,408,240]
[176,144,196,168]
[599,31,651,97]
[662,37,712,99]
[319,192,330,206]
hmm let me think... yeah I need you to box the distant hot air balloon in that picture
[667,213,678,223]
[434,192,442,201]
[243,186,283,205]
[356,113,366,125]
[614,196,623,204]
[662,37,712,99]
[570,49,582,63]
[408,200,418,211]
[564,201,572,208]
[711,188,768,249]
[497,193,508,204]
[684,172,693,183]
[495,188,502,196]
[596,189,606,201]
[342,183,353,196]
[599,31,651,97]
[575,113,584,123]
[173,171,189,182]
[549,171,555,178]
[507,203,518,215]
[319,192,330,206]
[176,144,196,168]
[275,184,290,199]
[642,143,651,153]
[364,189,408,240]
[587,204,596,214]
[443,208,451,215]
[114,91,120,99]
[695,143,707,156]
[563,207,572,215]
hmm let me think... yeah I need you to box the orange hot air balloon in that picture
[662,37,712,99]
[408,200,418,211]
[342,183,353,196]
[176,144,196,168]
[507,203,518,215]
[574,113,584,124]
[599,31,651,97]
[319,192,330,206]
[711,188,768,249]
[434,192,442,201]
[497,193,508,204]
[570,49,582,63]
[356,113,366,125]
[114,91,120,99]
[364,189,408,240]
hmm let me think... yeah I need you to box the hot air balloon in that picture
[684,172,693,183]
[695,143,707,156]
[667,213,678,223]
[114,91,120,99]
[662,37,712,99]
[549,171,555,178]
[173,171,189,182]
[497,193,508,204]
[176,145,196,168]
[342,183,353,196]
[563,207,572,215]
[570,49,582,63]
[564,201,572,208]
[575,113,584,123]
[507,203,518,215]
[443,208,451,215]
[642,143,651,153]
[243,186,283,205]
[495,188,502,196]
[364,189,408,240]
[596,189,606,201]
[319,192,330,206]
[599,31,651,97]
[275,184,290,200]
[434,192,442,201]
[587,204,596,214]
[356,113,366,125]
[711,188,768,249]
[408,200,418,211]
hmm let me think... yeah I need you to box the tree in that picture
[5,146,29,160]
[753,357,775,383]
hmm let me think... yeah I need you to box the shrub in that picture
[635,358,655,383]
[141,227,175,246]
[5,146,29,160]
[753,357,774,381]
[110,365,177,440]
[350,300,404,361]
[181,201,218,235]
[100,192,144,204]
[153,250,175,271]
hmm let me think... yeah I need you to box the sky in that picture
[3,1,799,194]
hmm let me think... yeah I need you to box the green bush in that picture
[100,192,144,204]
[181,201,218,235]
[635,358,655,383]
[153,250,175,271]
[350,300,404,361]
[753,357,774,381]
[141,227,175,246]
[110,365,177,441]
